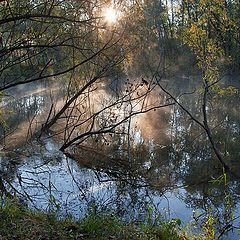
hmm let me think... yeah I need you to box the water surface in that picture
[0,76,240,239]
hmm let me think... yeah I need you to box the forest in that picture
[0,0,239,239]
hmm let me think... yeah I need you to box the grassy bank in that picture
[0,198,214,240]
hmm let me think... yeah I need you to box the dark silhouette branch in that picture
[0,14,99,26]
[0,39,112,91]
[60,102,174,151]
[156,78,236,177]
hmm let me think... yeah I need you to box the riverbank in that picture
[0,198,215,240]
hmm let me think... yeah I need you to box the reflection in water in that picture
[0,76,240,239]
[1,139,239,239]
[0,81,63,149]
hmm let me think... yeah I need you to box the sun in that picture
[104,7,118,24]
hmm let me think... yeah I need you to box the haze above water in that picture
[0,76,240,239]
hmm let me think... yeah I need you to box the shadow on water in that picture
[0,76,240,239]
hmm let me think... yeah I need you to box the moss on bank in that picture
[0,198,213,240]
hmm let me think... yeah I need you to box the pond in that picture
[0,76,240,239]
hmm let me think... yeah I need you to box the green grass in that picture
[0,198,215,240]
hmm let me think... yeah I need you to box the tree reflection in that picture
[0,76,239,238]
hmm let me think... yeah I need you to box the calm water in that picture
[0,76,240,239]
